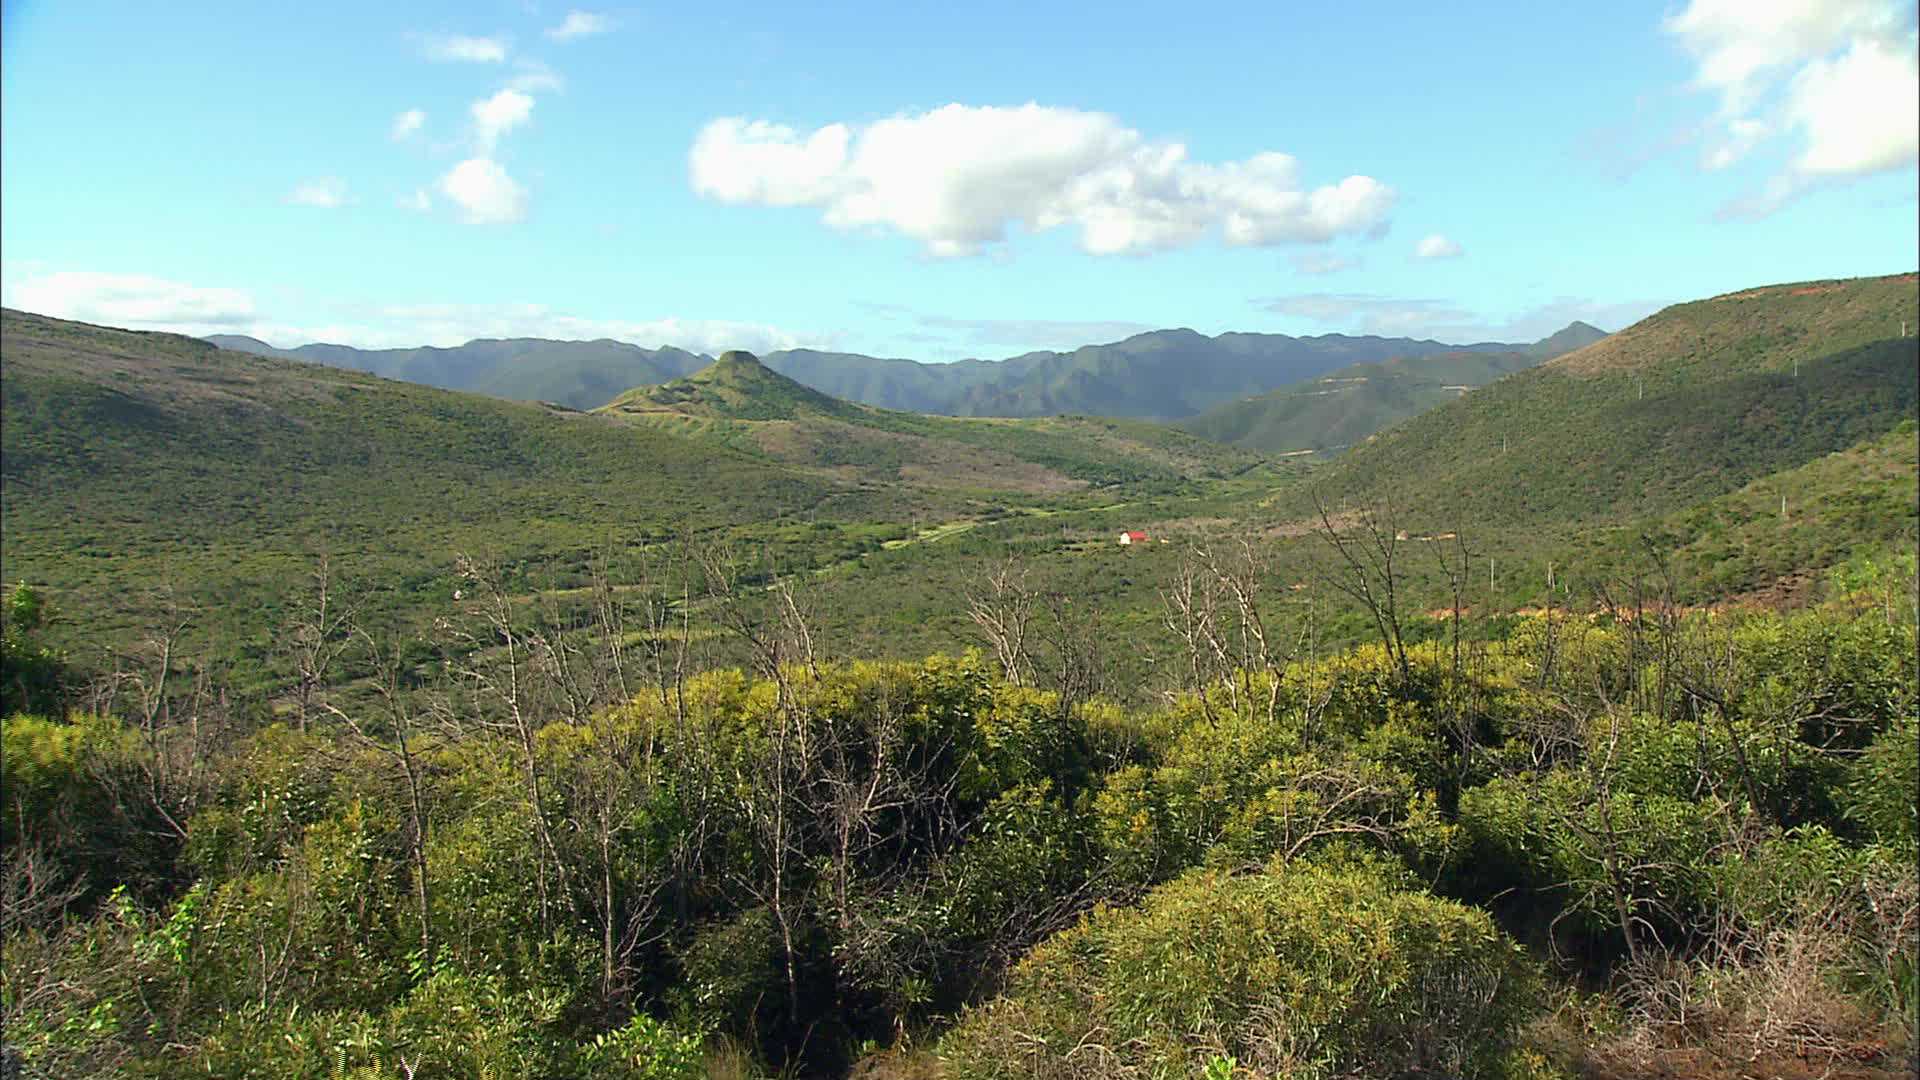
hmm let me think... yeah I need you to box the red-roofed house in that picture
[1118,530,1149,546]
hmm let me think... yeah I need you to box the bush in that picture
[938,857,1536,1080]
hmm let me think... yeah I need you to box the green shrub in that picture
[1844,715,1918,848]
[938,857,1536,1080]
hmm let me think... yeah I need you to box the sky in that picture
[2,0,1915,360]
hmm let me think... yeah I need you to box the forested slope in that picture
[1310,274,1918,527]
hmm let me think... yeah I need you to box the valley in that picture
[3,273,1915,1080]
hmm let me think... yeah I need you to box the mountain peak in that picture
[1527,321,1610,359]
[601,349,857,421]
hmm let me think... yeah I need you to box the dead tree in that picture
[1312,493,1412,687]
[966,556,1036,687]
[1161,533,1298,723]
[282,556,361,733]
[322,626,436,971]
[445,553,573,937]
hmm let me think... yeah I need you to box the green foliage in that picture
[938,857,1536,1080]
[2,581,67,716]
[1845,715,1919,848]
[577,1012,706,1079]
[0,712,179,907]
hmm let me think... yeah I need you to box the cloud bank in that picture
[690,103,1396,256]
[3,270,834,356]
[8,271,257,332]
[1258,292,1663,343]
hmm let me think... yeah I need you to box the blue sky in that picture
[2,0,1915,359]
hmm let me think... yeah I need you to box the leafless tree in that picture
[321,623,437,972]
[1312,493,1412,687]
[967,556,1036,687]
[1160,533,1301,724]
[283,556,361,733]
[444,553,572,937]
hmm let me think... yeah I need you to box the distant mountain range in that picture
[594,349,1261,492]
[1176,322,1607,454]
[204,323,1607,420]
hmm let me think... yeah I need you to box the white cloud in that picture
[4,267,837,355]
[546,11,612,41]
[438,158,528,224]
[914,314,1154,348]
[398,188,433,212]
[1788,33,1920,175]
[1413,233,1464,259]
[1290,251,1361,275]
[1664,0,1917,210]
[1259,293,1662,342]
[689,103,1397,257]
[390,108,426,141]
[471,89,534,152]
[506,64,565,94]
[286,177,349,208]
[423,34,508,62]
[370,304,831,354]
[6,271,257,331]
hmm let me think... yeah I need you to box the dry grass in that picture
[1564,893,1918,1080]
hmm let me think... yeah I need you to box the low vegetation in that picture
[3,547,1914,1078]
[3,275,1915,1079]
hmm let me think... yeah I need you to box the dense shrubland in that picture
[2,548,1914,1079]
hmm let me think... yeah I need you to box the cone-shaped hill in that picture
[595,350,1263,493]
[599,350,861,422]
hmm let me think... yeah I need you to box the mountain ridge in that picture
[200,322,1604,419]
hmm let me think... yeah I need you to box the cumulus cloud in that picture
[439,158,527,224]
[546,11,612,41]
[6,271,257,331]
[390,108,426,141]
[1664,0,1917,211]
[1290,251,1361,275]
[689,103,1397,256]
[1413,233,1464,259]
[1258,292,1662,342]
[471,89,534,152]
[285,177,349,208]
[423,34,508,62]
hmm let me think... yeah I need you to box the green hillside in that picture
[1309,273,1918,527]
[0,311,884,655]
[1180,322,1608,455]
[599,351,1267,493]
[1598,419,1918,603]
[1178,349,1545,454]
